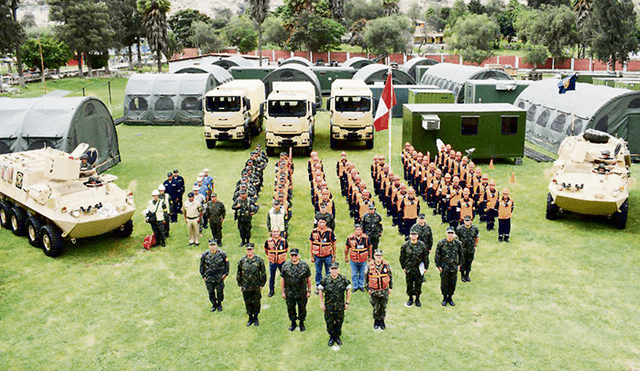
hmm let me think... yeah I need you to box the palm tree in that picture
[383,0,399,16]
[137,0,170,72]
[249,0,269,66]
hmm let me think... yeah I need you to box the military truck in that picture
[263,81,317,156]
[327,79,374,149]
[0,144,136,257]
[203,79,266,149]
[546,129,631,229]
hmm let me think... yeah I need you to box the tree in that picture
[382,0,399,16]
[211,8,232,29]
[425,5,449,32]
[224,16,258,54]
[448,0,468,27]
[137,0,170,73]
[20,12,35,28]
[330,0,345,22]
[108,0,144,70]
[449,13,499,65]
[167,9,211,48]
[407,2,420,24]
[344,0,384,25]
[495,0,521,42]
[574,0,593,58]
[263,15,288,48]
[588,0,638,71]
[523,43,548,69]
[190,20,225,53]
[50,0,114,77]
[468,0,485,15]
[288,10,346,52]
[349,18,367,49]
[515,5,578,59]
[21,34,72,72]
[248,0,269,66]
[363,15,412,56]
[527,0,569,8]
[1,0,25,87]
[165,31,182,60]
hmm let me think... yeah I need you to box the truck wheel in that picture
[206,139,216,149]
[0,201,12,229]
[10,206,28,236]
[583,129,610,144]
[251,124,260,136]
[114,219,134,237]
[26,217,44,247]
[266,147,276,157]
[305,145,313,157]
[546,193,559,220]
[242,134,252,149]
[41,224,64,257]
[613,200,628,229]
[365,138,374,149]
[330,137,337,149]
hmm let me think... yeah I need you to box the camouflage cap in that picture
[418,213,425,219]
[446,227,455,233]
[245,243,255,250]
[330,262,339,269]
[290,248,299,256]
[208,238,218,246]
[210,192,217,197]
[187,192,194,197]
[374,249,383,256]
[464,215,471,221]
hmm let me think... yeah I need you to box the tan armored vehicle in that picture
[546,129,631,229]
[0,143,135,256]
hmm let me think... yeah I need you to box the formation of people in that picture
[231,147,268,246]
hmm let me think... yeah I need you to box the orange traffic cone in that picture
[509,171,516,184]
[488,159,494,170]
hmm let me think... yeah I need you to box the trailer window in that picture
[206,96,240,112]
[461,117,478,136]
[182,97,202,111]
[269,100,306,117]
[335,96,371,112]
[501,116,518,135]
[155,97,174,111]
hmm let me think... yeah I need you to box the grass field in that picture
[1,94,640,370]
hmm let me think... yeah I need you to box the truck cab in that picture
[203,79,265,149]
[263,81,316,156]
[327,79,374,149]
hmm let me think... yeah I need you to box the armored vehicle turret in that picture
[0,144,135,256]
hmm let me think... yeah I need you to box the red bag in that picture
[143,234,156,250]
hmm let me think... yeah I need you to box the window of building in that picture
[461,116,479,135]
[501,116,518,135]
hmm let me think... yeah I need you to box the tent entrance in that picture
[627,114,640,154]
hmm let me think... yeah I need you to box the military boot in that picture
[380,320,386,330]
[505,235,510,243]
[289,321,297,332]
[299,321,306,332]
[406,296,414,306]
[498,235,503,242]
[415,296,422,307]
[268,289,275,297]
[448,297,456,306]
[328,338,335,346]
[246,316,254,326]
[374,320,380,329]
[442,296,448,306]
[253,315,260,326]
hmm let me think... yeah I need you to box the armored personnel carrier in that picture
[0,144,135,256]
[546,129,631,229]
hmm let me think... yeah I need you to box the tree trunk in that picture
[103,51,111,74]
[128,45,134,70]
[137,38,142,69]
[86,54,93,77]
[611,57,616,72]
[77,52,84,78]
[11,5,25,88]
[258,24,263,67]
[156,45,162,73]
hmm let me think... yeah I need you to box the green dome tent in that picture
[0,96,120,172]
[352,64,416,85]
[420,63,513,103]
[262,64,322,105]
[342,57,375,70]
[173,64,233,85]
[402,57,439,80]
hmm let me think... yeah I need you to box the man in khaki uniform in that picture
[183,192,203,246]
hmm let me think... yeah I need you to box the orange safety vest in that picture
[310,228,334,257]
[452,160,461,177]
[359,199,372,219]
[265,237,288,264]
[403,197,419,219]
[337,159,348,177]
[346,234,371,263]
[395,192,406,211]
[485,189,499,209]
[459,198,474,220]
[368,260,391,291]
[498,196,514,219]
[449,186,462,207]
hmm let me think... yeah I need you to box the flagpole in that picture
[388,67,392,173]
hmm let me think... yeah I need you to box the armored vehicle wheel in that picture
[10,206,28,236]
[613,200,628,229]
[365,138,374,149]
[546,193,559,220]
[583,129,610,144]
[206,139,216,149]
[330,137,337,149]
[266,146,276,157]
[114,219,134,237]
[26,217,43,247]
[41,224,63,257]
[0,201,12,229]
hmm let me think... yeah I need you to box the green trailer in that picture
[464,79,533,104]
[402,103,526,162]
[229,66,276,81]
[371,85,442,118]
[408,89,455,104]
[312,67,357,95]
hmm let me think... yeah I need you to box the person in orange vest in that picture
[344,223,373,292]
[476,173,489,222]
[483,180,500,231]
[337,151,349,196]
[357,189,374,223]
[309,216,337,291]
[447,176,463,228]
[400,187,420,237]
[457,188,475,223]
[264,227,289,297]
[498,188,514,242]
[366,249,393,330]
[436,172,452,222]
[428,167,442,211]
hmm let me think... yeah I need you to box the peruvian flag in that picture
[373,71,396,132]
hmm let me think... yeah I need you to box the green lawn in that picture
[0,109,639,370]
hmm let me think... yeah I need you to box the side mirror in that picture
[244,97,251,111]
[260,102,265,117]
[312,103,317,116]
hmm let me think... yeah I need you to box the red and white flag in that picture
[373,71,396,132]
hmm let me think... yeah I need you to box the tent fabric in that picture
[352,64,416,85]
[342,57,375,70]
[212,56,255,69]
[0,96,120,172]
[402,57,439,80]
[420,63,513,103]
[280,57,313,67]
[263,64,322,105]
[173,64,233,85]
[514,78,640,154]
[124,73,218,125]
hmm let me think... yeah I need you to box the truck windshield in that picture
[335,96,371,112]
[206,96,241,112]
[268,100,306,117]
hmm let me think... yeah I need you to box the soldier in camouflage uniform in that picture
[318,262,352,346]
[435,227,463,306]
[365,249,392,330]
[362,203,383,251]
[455,215,479,282]
[232,190,259,246]
[399,229,429,307]
[280,248,312,332]
[411,214,433,253]
[237,243,267,326]
[199,239,229,312]
[205,193,226,246]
